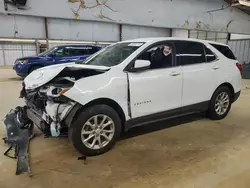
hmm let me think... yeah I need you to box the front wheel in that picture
[207,86,232,120]
[69,104,122,156]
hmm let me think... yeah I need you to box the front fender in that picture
[64,70,130,120]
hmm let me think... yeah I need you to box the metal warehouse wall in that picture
[0,14,45,39]
[47,18,119,42]
[122,25,170,40]
[1,0,250,34]
[0,14,171,42]
[228,40,250,64]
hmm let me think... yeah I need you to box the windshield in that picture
[38,47,57,56]
[84,42,144,67]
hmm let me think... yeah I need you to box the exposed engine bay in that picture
[21,76,76,137]
[2,65,109,175]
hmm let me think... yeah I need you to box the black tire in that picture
[207,86,233,120]
[29,66,42,74]
[69,104,122,156]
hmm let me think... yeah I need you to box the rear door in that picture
[175,41,215,108]
[53,47,76,64]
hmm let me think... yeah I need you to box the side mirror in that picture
[130,60,151,72]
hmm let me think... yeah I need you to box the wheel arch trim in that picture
[65,98,126,130]
[211,82,235,100]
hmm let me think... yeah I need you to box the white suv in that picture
[21,38,241,156]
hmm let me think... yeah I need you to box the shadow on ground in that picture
[122,113,204,140]
[0,77,23,82]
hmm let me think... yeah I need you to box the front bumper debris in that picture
[3,107,34,176]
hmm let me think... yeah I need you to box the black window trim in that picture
[203,44,219,63]
[124,40,178,72]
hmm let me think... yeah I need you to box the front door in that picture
[128,42,183,118]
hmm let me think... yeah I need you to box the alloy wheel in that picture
[215,92,230,115]
[81,115,115,150]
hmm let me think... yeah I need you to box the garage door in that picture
[122,25,170,40]
[0,42,37,66]
[189,30,228,44]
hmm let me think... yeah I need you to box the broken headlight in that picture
[39,86,71,98]
[50,87,70,97]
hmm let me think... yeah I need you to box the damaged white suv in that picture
[17,38,241,156]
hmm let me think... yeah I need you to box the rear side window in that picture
[70,47,94,56]
[210,44,236,60]
[204,47,216,62]
[175,41,206,65]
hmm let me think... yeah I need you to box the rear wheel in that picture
[207,86,232,120]
[69,104,121,156]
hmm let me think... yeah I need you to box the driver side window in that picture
[137,43,173,69]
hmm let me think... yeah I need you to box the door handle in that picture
[212,65,220,70]
[170,71,181,76]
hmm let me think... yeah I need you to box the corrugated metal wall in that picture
[228,39,250,64]
[47,20,171,42]
[122,25,170,40]
[0,43,37,66]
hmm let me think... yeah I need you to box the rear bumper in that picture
[233,91,241,103]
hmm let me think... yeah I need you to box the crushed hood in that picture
[24,63,110,90]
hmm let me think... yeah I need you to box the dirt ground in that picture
[1,68,250,188]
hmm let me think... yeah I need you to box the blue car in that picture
[13,45,102,77]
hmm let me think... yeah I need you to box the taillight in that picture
[236,63,242,72]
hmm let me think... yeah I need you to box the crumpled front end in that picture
[5,64,109,140]
[20,76,76,137]
[3,64,109,175]
[2,77,77,175]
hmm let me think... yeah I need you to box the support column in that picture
[44,17,49,49]
[119,24,123,41]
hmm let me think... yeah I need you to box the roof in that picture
[121,37,228,46]
[55,44,101,48]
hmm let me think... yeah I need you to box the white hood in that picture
[24,63,110,90]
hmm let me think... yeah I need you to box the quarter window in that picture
[210,44,236,60]
[175,41,206,66]
[70,47,94,56]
